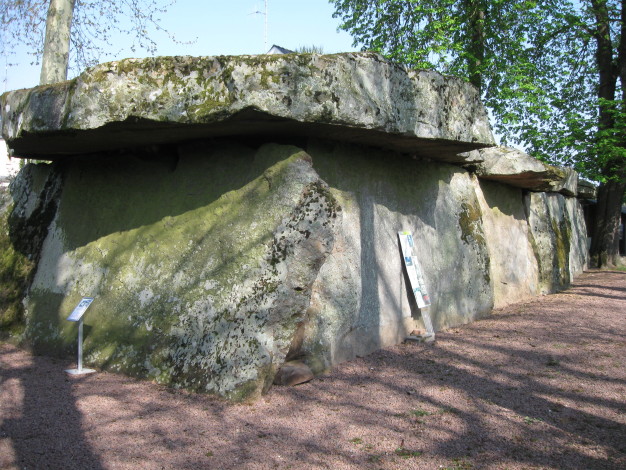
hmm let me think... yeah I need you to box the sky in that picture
[1,0,359,93]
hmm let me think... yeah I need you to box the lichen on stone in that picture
[0,201,35,332]
[21,142,336,400]
[550,214,572,288]
[525,192,575,293]
[459,201,486,246]
[1,52,494,160]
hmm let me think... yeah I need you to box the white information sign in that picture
[65,297,96,375]
[398,231,434,335]
[67,297,94,322]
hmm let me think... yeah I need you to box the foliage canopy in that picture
[332,0,625,183]
[332,0,626,265]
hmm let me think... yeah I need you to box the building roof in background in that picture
[267,45,294,55]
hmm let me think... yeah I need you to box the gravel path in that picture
[1,270,625,470]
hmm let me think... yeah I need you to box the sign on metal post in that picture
[65,297,96,375]
[67,297,94,322]
[398,231,435,338]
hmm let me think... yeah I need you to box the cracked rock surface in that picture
[1,53,494,161]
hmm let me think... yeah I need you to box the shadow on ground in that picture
[0,270,624,469]
[0,349,105,469]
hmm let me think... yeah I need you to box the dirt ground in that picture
[1,270,625,470]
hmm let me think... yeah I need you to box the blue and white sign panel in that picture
[67,297,94,322]
[398,231,434,335]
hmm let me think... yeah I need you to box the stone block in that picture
[577,178,597,199]
[22,143,337,401]
[467,146,577,195]
[1,53,494,162]
[273,360,314,386]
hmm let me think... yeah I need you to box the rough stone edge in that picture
[463,146,578,196]
[1,53,495,161]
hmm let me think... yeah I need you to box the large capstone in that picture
[1,53,493,162]
[463,146,578,195]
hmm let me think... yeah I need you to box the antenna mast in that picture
[264,0,268,52]
[249,1,268,52]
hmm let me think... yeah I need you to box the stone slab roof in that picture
[0,53,494,162]
[463,146,581,197]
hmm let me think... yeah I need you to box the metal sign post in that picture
[65,297,96,375]
[398,231,435,341]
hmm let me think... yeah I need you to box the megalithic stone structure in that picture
[0,53,588,401]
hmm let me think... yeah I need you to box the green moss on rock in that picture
[458,201,490,285]
[0,202,35,332]
[459,202,486,246]
[24,142,336,401]
[525,192,575,293]
[550,215,572,287]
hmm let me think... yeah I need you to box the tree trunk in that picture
[464,0,485,93]
[588,0,624,267]
[39,0,76,85]
[590,180,626,267]
[615,0,626,268]
[591,0,617,128]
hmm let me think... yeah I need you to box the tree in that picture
[0,0,178,85]
[40,0,75,84]
[332,0,626,267]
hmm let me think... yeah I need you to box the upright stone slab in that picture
[565,196,589,278]
[525,192,587,293]
[473,178,540,308]
[292,141,494,371]
[7,163,62,264]
[23,143,337,400]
